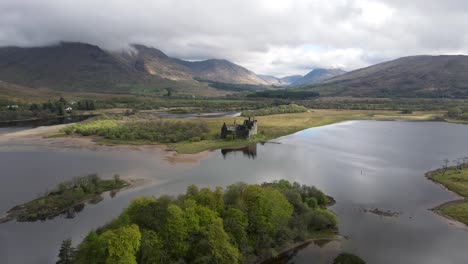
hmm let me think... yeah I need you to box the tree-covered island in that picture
[0,174,129,223]
[56,180,338,264]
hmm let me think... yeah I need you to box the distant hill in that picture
[258,74,303,86]
[181,59,268,85]
[258,75,282,85]
[291,68,346,86]
[308,55,468,98]
[280,75,303,85]
[0,42,268,95]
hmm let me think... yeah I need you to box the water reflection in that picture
[221,144,257,159]
[264,239,342,264]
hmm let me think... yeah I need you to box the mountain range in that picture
[0,42,271,95]
[291,69,346,86]
[305,55,468,98]
[1,42,468,98]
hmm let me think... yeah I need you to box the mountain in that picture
[280,75,303,85]
[180,59,268,85]
[0,42,268,95]
[258,75,282,85]
[291,68,346,86]
[120,45,269,85]
[258,74,303,85]
[309,55,468,98]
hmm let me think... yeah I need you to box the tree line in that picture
[241,104,307,116]
[0,97,97,122]
[63,119,210,143]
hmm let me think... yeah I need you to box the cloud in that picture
[1,0,468,76]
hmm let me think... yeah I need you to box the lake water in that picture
[1,121,468,263]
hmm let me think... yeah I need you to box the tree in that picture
[57,239,76,264]
[100,224,141,264]
[333,253,366,264]
[242,185,293,253]
[190,187,224,215]
[223,208,249,250]
[59,97,67,105]
[447,107,462,118]
[139,229,163,264]
[74,231,107,264]
[125,196,170,231]
[442,159,450,175]
[307,209,338,230]
[185,204,240,263]
[160,204,188,260]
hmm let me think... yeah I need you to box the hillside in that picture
[0,42,206,94]
[180,59,268,85]
[280,75,303,85]
[0,42,268,96]
[259,74,303,86]
[291,68,345,86]
[308,55,468,98]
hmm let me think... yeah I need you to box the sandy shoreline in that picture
[0,124,215,165]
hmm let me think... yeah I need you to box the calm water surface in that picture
[1,121,468,263]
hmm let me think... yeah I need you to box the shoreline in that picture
[260,235,341,264]
[425,164,468,228]
[0,124,216,165]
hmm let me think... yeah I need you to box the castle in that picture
[221,117,257,139]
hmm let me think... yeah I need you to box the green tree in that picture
[125,196,170,231]
[190,187,225,214]
[243,185,293,254]
[57,239,76,264]
[333,253,366,264]
[100,224,141,264]
[75,231,107,264]
[139,229,163,264]
[307,209,338,230]
[223,208,249,250]
[447,107,463,118]
[160,204,188,260]
[186,204,240,263]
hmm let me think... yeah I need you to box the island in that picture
[55,180,339,264]
[1,174,129,223]
[425,160,468,226]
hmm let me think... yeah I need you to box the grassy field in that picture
[429,166,468,225]
[431,166,468,197]
[441,202,468,225]
[60,109,444,154]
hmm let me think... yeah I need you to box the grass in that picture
[440,201,468,226]
[429,166,468,225]
[60,109,443,154]
[431,166,468,197]
[3,175,128,222]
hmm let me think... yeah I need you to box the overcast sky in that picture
[1,0,468,76]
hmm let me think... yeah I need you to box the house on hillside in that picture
[221,117,257,139]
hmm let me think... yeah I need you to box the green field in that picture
[431,166,468,197]
[429,166,468,225]
[440,202,468,225]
